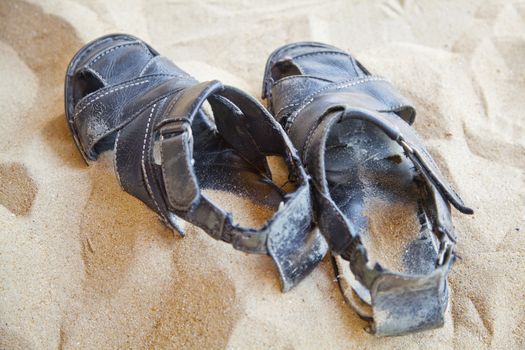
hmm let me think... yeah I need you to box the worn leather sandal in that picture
[262,42,473,335]
[65,34,328,292]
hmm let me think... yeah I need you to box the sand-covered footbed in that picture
[0,0,524,348]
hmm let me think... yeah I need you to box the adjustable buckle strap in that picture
[157,118,199,211]
[158,117,192,137]
[266,186,328,292]
[335,106,473,215]
[154,81,223,212]
[369,246,454,336]
[370,269,447,336]
[398,137,473,215]
[225,183,327,292]
[297,104,461,334]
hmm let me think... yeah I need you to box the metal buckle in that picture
[153,118,193,165]
[159,118,192,140]
[399,138,414,153]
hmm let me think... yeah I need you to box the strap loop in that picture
[158,118,199,211]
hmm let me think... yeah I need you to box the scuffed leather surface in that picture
[262,41,473,335]
[65,34,328,292]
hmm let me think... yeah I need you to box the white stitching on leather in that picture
[139,56,160,76]
[159,123,194,210]
[86,89,181,151]
[141,103,166,220]
[275,102,300,117]
[74,80,150,117]
[302,116,326,166]
[273,75,334,85]
[268,42,329,66]
[113,129,124,191]
[88,42,140,66]
[87,67,108,86]
[293,50,349,60]
[285,76,386,131]
[74,73,181,115]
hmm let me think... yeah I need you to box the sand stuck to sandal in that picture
[0,0,524,348]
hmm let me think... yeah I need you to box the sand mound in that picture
[0,0,523,349]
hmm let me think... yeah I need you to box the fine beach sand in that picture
[0,0,524,348]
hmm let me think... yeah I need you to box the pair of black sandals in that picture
[65,34,473,336]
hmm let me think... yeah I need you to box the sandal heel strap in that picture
[370,252,453,336]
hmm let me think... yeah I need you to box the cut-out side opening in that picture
[270,59,303,82]
[72,70,104,106]
[324,118,438,275]
[93,132,117,156]
[191,100,296,230]
[395,107,416,125]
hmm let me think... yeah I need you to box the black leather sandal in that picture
[262,42,473,335]
[65,34,328,292]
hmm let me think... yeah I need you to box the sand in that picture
[0,0,524,349]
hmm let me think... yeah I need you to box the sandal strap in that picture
[68,34,329,292]
[156,81,223,211]
[303,108,458,335]
[303,103,472,250]
[73,74,193,160]
[287,78,472,215]
[369,249,453,336]
[261,41,473,333]
[112,81,328,291]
